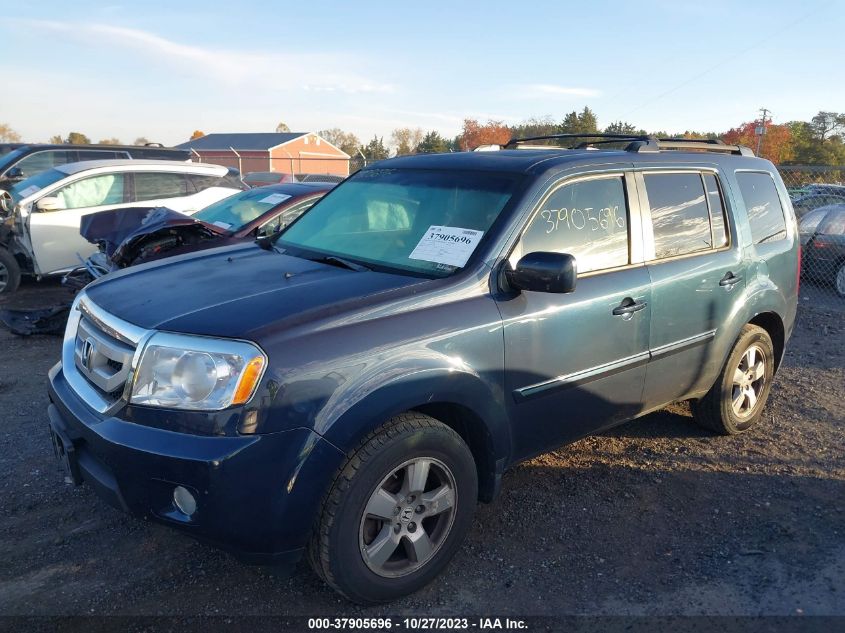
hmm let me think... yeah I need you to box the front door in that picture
[496,171,652,461]
[636,170,747,409]
[28,172,129,275]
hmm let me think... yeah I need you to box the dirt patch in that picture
[0,283,842,616]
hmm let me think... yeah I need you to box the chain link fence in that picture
[777,166,845,303]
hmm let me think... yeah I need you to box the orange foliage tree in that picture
[722,122,793,164]
[190,130,205,140]
[457,119,511,150]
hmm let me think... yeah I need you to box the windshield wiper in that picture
[309,254,371,272]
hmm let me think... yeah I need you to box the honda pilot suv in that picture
[47,135,799,604]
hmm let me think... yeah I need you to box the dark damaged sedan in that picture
[71,182,332,280]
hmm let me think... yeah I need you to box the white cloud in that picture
[7,19,396,94]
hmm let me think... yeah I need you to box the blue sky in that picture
[1,0,842,147]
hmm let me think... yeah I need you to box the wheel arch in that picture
[748,311,786,370]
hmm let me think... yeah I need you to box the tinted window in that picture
[188,174,223,192]
[14,150,75,177]
[703,173,728,247]
[645,173,711,259]
[134,172,188,201]
[521,176,629,273]
[76,150,126,160]
[736,172,787,244]
[53,174,126,209]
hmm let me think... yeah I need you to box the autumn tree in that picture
[66,132,91,145]
[48,134,63,144]
[190,130,205,140]
[390,127,424,156]
[415,131,450,154]
[97,137,121,145]
[509,116,558,141]
[275,122,291,133]
[0,123,21,143]
[360,136,389,160]
[318,128,361,156]
[134,137,149,146]
[457,119,511,150]
[722,121,793,164]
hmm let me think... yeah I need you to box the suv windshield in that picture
[278,168,520,277]
[194,187,294,230]
[8,168,68,203]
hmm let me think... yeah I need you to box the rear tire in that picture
[692,324,775,435]
[0,248,21,296]
[835,261,845,298]
[308,412,477,604]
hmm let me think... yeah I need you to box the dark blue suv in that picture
[47,135,799,603]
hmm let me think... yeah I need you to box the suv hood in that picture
[84,243,428,338]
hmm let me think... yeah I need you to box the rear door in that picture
[637,169,746,409]
[496,170,652,460]
[28,172,130,274]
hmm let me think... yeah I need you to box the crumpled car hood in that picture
[80,206,227,265]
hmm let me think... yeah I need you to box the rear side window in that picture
[703,174,728,248]
[520,175,629,273]
[736,172,787,244]
[76,150,127,160]
[134,172,188,201]
[644,173,712,258]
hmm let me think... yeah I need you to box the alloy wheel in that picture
[836,263,845,297]
[0,261,8,293]
[359,457,457,578]
[731,344,766,418]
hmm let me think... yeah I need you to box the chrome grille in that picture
[73,316,135,396]
[62,294,150,414]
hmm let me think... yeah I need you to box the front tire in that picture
[309,413,477,604]
[692,324,775,435]
[0,248,21,296]
[835,261,845,298]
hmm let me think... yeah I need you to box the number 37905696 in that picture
[540,206,625,234]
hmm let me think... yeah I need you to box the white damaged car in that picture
[0,160,245,294]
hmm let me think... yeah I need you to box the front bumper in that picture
[47,361,344,565]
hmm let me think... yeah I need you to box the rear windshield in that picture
[818,209,845,235]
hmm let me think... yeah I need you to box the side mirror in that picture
[5,167,23,179]
[505,251,577,294]
[36,196,65,212]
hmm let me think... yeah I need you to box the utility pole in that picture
[756,108,770,156]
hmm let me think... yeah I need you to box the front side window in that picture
[278,168,521,277]
[134,172,188,201]
[76,150,126,160]
[53,173,126,209]
[256,199,318,237]
[736,171,788,244]
[519,176,629,273]
[14,150,75,178]
[645,173,712,259]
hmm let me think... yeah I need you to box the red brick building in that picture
[177,132,350,177]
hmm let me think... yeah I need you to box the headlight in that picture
[130,332,266,410]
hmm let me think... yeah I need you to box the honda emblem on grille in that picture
[80,338,96,372]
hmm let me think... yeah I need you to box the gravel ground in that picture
[0,279,843,617]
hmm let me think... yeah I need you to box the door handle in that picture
[612,298,647,317]
[719,271,743,287]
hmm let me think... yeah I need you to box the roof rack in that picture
[503,133,754,156]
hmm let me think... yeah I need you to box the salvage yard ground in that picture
[0,280,843,616]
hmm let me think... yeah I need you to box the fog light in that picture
[173,486,197,516]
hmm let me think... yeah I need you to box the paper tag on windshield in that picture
[259,193,292,205]
[213,221,232,229]
[18,185,40,198]
[409,226,484,268]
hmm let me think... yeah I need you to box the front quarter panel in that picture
[251,278,510,460]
